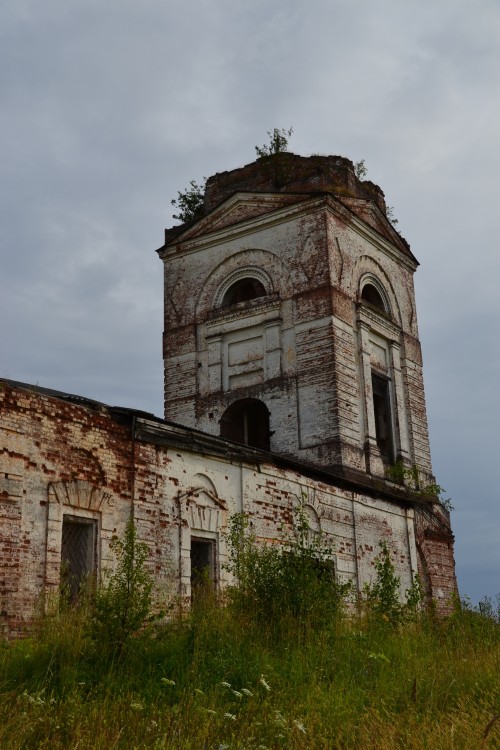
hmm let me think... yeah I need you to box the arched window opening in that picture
[222,277,266,307]
[220,398,270,450]
[361,283,386,313]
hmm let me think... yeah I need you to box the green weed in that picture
[0,519,498,749]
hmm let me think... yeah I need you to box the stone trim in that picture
[214,266,274,309]
[44,481,112,604]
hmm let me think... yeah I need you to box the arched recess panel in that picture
[352,258,403,328]
[195,248,294,321]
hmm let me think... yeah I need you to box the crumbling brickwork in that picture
[158,153,433,482]
[0,383,133,635]
[0,152,457,635]
[0,380,456,635]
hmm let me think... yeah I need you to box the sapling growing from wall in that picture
[171,178,206,223]
[386,205,399,226]
[385,459,453,511]
[354,159,367,179]
[363,540,422,624]
[90,517,154,655]
[255,127,293,158]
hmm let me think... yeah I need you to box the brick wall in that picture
[0,381,456,634]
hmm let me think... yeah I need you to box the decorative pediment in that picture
[339,197,414,260]
[176,475,227,533]
[177,193,305,241]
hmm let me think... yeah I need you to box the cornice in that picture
[356,305,402,340]
[205,299,281,330]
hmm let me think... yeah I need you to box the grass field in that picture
[1,520,498,749]
[0,593,499,749]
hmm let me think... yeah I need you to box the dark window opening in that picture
[190,538,215,599]
[361,283,386,313]
[371,373,394,463]
[311,558,336,582]
[285,549,335,580]
[61,516,97,601]
[222,278,266,307]
[220,398,270,450]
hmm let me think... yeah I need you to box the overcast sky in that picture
[1,0,499,604]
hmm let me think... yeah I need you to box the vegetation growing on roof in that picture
[254,126,293,158]
[385,459,453,510]
[171,178,206,223]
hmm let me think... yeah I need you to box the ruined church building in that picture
[0,153,457,634]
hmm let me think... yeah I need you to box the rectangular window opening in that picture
[371,373,394,463]
[284,549,335,581]
[61,515,97,602]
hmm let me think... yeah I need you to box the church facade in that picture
[0,153,456,635]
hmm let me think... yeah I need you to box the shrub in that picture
[363,540,422,624]
[90,517,154,656]
[224,510,350,631]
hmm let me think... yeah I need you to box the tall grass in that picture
[1,599,499,749]
[0,520,498,749]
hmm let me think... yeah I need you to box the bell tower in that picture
[157,153,433,484]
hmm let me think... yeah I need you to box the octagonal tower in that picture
[157,153,432,485]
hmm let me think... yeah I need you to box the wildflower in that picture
[259,675,271,692]
[130,702,143,710]
[368,652,390,664]
[22,691,45,706]
[194,688,204,695]
[161,678,176,686]
[232,690,243,699]
[224,712,237,721]
[201,708,217,715]
[221,681,232,688]
[274,711,288,729]
[293,719,307,734]
[240,688,253,697]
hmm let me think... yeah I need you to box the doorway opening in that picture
[190,537,216,600]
